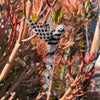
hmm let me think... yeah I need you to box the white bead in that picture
[46,91,51,95]
[49,77,53,80]
[53,55,57,58]
[52,63,56,67]
[46,65,52,70]
[50,70,54,75]
[45,79,50,85]
[43,84,48,89]
[48,58,54,63]
[44,72,49,77]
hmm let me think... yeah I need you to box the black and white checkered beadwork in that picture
[25,17,66,45]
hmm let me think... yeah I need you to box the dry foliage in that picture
[0,0,99,100]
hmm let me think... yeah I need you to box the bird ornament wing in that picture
[24,17,54,42]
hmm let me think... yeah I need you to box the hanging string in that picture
[50,4,53,32]
[46,0,55,32]
[86,22,89,47]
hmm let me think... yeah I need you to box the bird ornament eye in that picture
[57,28,65,32]
[56,24,66,32]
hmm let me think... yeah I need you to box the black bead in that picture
[31,23,34,25]
[40,25,42,28]
[47,37,49,39]
[42,29,44,32]
[40,33,42,35]
[43,37,46,39]
[37,25,39,28]
[51,36,53,38]
[34,22,37,25]
[35,29,37,31]
[36,33,38,35]
[50,32,53,35]
[45,39,48,41]
[45,24,49,26]
[45,29,47,32]
[38,29,40,32]
[33,26,36,28]
[29,20,32,22]
[43,33,45,35]
[47,33,49,35]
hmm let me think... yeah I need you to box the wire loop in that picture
[46,0,57,7]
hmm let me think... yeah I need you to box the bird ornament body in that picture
[25,16,66,95]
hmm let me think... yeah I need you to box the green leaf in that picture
[60,10,66,18]
[54,7,61,23]
[31,16,39,21]
[54,7,65,24]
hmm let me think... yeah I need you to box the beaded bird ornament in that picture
[25,1,75,96]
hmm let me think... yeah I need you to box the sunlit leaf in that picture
[31,16,39,21]
[54,7,61,23]
[53,7,65,24]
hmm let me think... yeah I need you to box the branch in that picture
[0,16,25,81]
[0,62,42,100]
[0,42,20,81]
[59,87,72,100]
